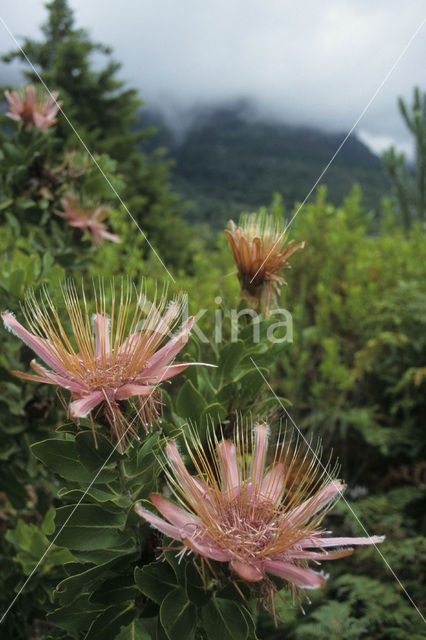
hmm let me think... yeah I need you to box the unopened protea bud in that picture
[225,214,304,313]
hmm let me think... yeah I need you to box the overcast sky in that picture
[0,1,425,156]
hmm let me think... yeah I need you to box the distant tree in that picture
[383,86,426,231]
[3,0,193,270]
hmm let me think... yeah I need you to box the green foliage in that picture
[295,601,368,640]
[201,597,250,640]
[152,105,391,230]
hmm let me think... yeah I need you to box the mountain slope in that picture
[141,104,391,229]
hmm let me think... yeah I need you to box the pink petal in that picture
[134,504,180,539]
[33,113,47,129]
[69,391,104,418]
[2,312,69,376]
[191,476,212,501]
[144,362,215,384]
[89,207,103,222]
[30,360,88,393]
[27,86,35,108]
[45,91,58,109]
[289,548,354,561]
[144,362,189,383]
[261,462,285,503]
[183,534,232,562]
[116,331,143,362]
[99,230,120,243]
[264,559,327,589]
[217,440,240,495]
[115,383,153,401]
[231,560,263,582]
[150,493,201,533]
[250,422,269,490]
[68,218,87,229]
[303,535,385,549]
[141,317,195,378]
[10,370,54,385]
[286,480,344,525]
[5,90,20,108]
[93,314,110,361]
[60,197,70,213]
[166,441,205,504]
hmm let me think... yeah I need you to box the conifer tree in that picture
[383,87,426,230]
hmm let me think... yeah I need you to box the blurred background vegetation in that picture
[0,1,425,638]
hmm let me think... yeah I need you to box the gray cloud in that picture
[1,1,425,155]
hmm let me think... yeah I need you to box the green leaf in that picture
[91,576,138,605]
[136,432,161,466]
[159,587,196,640]
[8,268,25,297]
[175,380,207,422]
[48,595,105,634]
[255,396,291,412]
[116,619,153,640]
[164,548,186,585]
[56,556,133,603]
[73,543,137,566]
[59,485,124,506]
[218,341,245,380]
[134,562,178,604]
[31,439,114,484]
[52,504,129,551]
[200,403,227,431]
[84,603,135,640]
[156,618,169,640]
[75,431,121,471]
[201,597,249,640]
[41,508,56,535]
[236,368,267,403]
[185,562,211,606]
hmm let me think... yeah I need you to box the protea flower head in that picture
[225,214,304,312]
[4,85,62,131]
[58,196,120,245]
[2,281,199,447]
[136,421,384,616]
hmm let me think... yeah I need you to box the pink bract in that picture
[58,196,120,245]
[5,85,62,131]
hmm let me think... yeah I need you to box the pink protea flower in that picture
[4,85,62,131]
[58,196,120,245]
[136,422,384,614]
[2,282,200,447]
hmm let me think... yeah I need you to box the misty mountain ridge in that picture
[139,101,391,229]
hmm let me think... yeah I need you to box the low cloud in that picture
[1,0,424,155]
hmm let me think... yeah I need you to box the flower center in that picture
[217,492,279,559]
